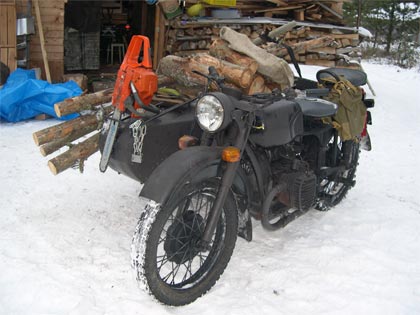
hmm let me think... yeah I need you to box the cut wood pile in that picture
[32,89,113,175]
[164,0,358,68]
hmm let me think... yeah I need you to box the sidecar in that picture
[99,102,201,183]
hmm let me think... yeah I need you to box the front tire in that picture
[132,178,238,306]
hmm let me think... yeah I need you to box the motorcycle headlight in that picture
[196,95,224,132]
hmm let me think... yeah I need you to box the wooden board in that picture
[0,2,17,72]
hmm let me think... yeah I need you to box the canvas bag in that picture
[323,78,366,141]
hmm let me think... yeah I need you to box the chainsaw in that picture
[100,35,158,172]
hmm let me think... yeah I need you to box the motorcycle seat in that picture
[317,67,367,87]
[295,98,338,118]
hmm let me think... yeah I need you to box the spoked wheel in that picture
[316,139,359,210]
[132,178,238,306]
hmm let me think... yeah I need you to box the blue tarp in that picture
[0,68,82,122]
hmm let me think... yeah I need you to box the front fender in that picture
[140,146,253,241]
[140,146,223,204]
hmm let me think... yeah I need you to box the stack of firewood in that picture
[32,89,113,175]
[166,22,359,68]
[264,25,360,67]
[159,27,295,95]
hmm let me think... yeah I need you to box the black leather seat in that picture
[296,97,338,118]
[317,67,367,87]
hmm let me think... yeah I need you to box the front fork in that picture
[200,111,252,247]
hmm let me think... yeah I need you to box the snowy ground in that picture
[1,63,419,315]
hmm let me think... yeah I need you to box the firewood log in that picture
[220,27,294,89]
[158,54,255,89]
[54,88,113,117]
[191,54,254,89]
[33,109,109,146]
[209,39,258,74]
[267,36,335,57]
[48,133,100,175]
[38,107,113,156]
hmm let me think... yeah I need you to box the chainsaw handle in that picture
[122,35,152,69]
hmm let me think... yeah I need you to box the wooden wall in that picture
[0,1,17,72]
[16,0,64,82]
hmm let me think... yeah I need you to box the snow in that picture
[1,63,420,314]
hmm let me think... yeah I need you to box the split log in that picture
[33,109,109,146]
[54,88,113,117]
[247,75,270,95]
[220,27,294,89]
[48,133,100,175]
[209,39,258,74]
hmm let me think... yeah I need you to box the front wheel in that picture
[132,178,238,306]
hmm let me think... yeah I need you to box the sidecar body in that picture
[99,104,201,183]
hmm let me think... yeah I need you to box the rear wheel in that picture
[316,139,359,210]
[132,178,238,306]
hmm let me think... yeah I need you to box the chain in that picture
[130,119,147,164]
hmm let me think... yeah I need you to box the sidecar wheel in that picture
[132,178,238,306]
[316,140,359,210]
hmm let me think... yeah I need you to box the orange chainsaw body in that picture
[112,35,158,112]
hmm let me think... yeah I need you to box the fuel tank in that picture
[99,106,200,183]
[250,99,304,147]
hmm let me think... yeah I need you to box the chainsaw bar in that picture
[99,109,122,172]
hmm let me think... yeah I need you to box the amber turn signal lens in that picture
[222,146,241,163]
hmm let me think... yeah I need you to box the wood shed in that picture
[1,0,360,83]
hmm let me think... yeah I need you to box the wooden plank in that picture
[31,51,63,61]
[0,6,8,46]
[31,44,63,53]
[34,0,51,82]
[0,48,8,65]
[7,3,16,71]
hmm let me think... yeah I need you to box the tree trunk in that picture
[386,1,397,54]
[33,107,111,146]
[48,133,100,175]
[54,88,113,117]
[220,27,294,89]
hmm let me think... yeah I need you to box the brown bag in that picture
[323,79,366,141]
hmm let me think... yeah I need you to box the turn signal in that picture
[222,146,241,163]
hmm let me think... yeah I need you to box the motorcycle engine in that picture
[281,172,317,211]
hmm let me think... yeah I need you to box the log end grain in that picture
[48,160,59,175]
[32,132,40,146]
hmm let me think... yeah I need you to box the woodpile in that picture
[265,25,361,67]
[159,27,294,94]
[33,92,113,175]
[163,0,359,68]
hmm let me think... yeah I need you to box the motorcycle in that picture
[100,36,374,306]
